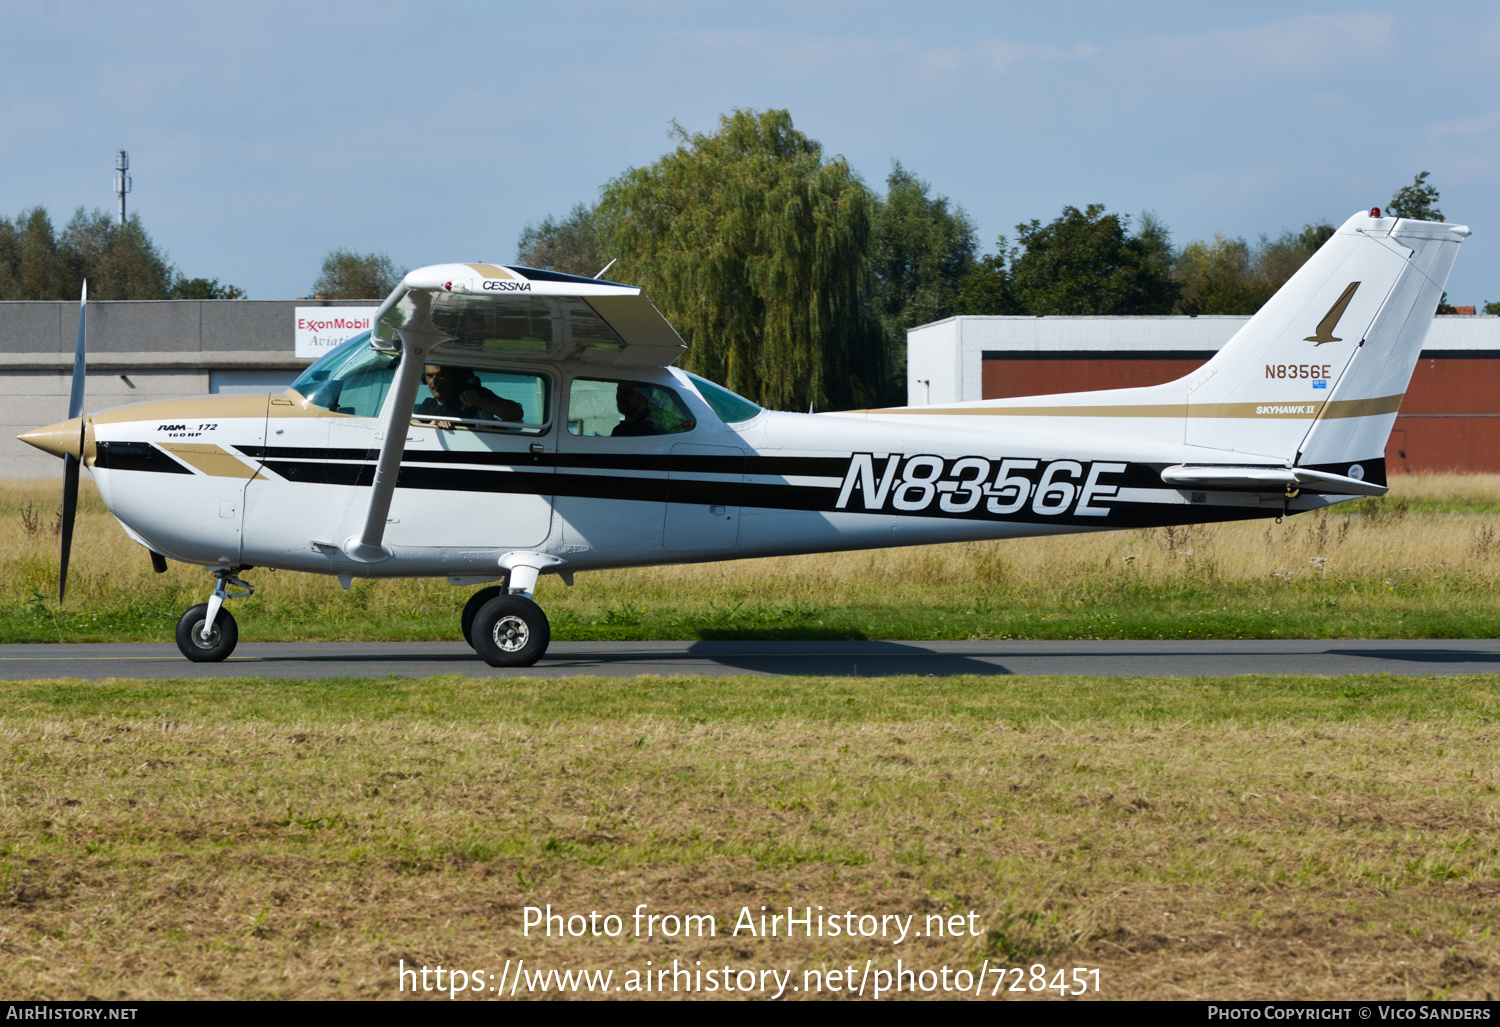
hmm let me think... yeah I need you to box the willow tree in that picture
[0,207,175,300]
[596,109,883,410]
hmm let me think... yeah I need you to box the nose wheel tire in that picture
[174,603,239,662]
[472,595,550,667]
[460,585,506,649]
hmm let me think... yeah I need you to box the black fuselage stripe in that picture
[94,442,193,474]
[255,459,1287,528]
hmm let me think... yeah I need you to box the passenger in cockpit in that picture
[612,383,661,436]
[415,365,523,428]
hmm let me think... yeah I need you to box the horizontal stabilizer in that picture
[1159,465,1387,497]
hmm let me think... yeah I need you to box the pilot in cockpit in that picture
[415,365,523,428]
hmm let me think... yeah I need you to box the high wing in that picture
[345,263,687,563]
[371,263,686,367]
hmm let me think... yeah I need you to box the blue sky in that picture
[5,2,1498,304]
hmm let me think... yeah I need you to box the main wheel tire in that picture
[175,603,239,662]
[471,594,550,668]
[460,585,506,649]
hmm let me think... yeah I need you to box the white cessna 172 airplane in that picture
[19,209,1468,667]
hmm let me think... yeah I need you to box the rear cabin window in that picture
[567,378,695,437]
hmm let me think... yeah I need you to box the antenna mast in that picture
[113,149,132,225]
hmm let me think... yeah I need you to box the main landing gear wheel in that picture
[472,594,550,668]
[460,585,506,649]
[175,603,239,662]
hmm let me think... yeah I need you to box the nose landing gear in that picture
[175,569,253,662]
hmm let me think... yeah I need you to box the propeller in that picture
[59,281,86,603]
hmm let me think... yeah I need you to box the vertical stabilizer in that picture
[1180,210,1468,464]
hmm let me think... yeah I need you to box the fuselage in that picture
[56,357,1339,586]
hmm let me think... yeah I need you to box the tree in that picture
[169,277,246,299]
[1174,235,1262,315]
[870,162,977,379]
[0,207,69,300]
[1007,204,1179,315]
[596,109,883,410]
[515,203,605,277]
[310,249,403,299]
[0,207,177,300]
[1172,222,1334,315]
[1387,171,1443,221]
[59,209,175,299]
[1,205,246,300]
[953,242,1019,315]
[1256,223,1335,284]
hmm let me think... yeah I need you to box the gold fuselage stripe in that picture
[861,394,1404,420]
[85,390,351,426]
[157,443,265,479]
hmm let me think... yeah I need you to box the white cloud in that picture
[1131,12,1394,78]
[1427,111,1500,138]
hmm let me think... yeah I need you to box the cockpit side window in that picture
[412,365,551,433]
[567,378,695,437]
[291,333,551,432]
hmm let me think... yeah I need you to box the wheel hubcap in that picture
[491,614,529,652]
[191,620,220,649]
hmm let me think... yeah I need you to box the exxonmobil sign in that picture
[294,307,375,358]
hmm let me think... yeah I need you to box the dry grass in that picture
[4,476,1499,641]
[1,672,1497,1000]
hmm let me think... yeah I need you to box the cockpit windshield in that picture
[685,372,762,424]
[291,333,397,417]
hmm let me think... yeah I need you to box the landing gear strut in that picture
[175,569,253,662]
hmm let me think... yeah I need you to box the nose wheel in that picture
[174,569,252,662]
[175,603,239,662]
[471,594,550,667]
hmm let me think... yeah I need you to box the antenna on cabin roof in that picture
[114,149,132,225]
[593,258,617,280]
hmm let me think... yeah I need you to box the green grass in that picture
[3,672,1498,1000]
[12,669,1500,724]
[5,580,1499,644]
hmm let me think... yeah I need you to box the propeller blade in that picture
[59,281,87,603]
[69,280,87,418]
[60,453,78,603]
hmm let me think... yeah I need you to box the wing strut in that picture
[341,295,439,563]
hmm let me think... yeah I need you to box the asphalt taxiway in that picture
[1,638,1498,679]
